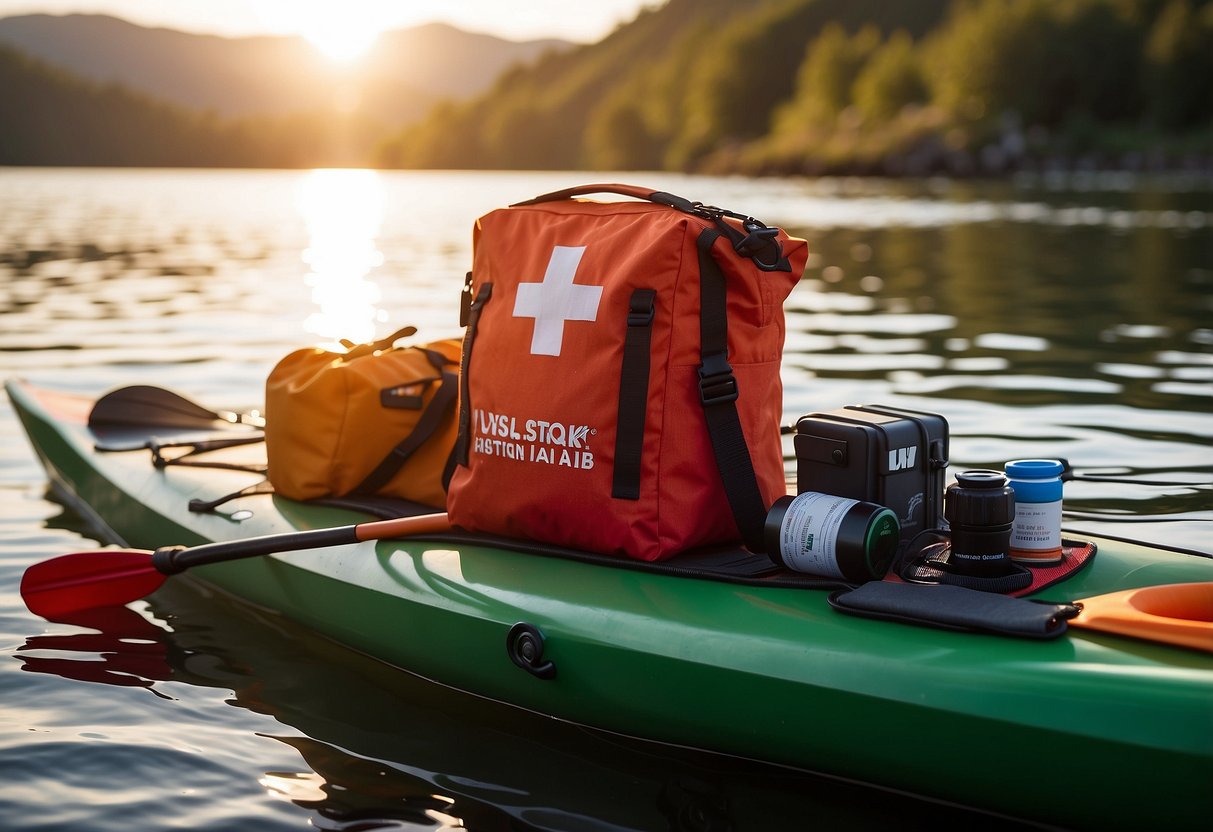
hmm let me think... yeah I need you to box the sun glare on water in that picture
[296,169,387,345]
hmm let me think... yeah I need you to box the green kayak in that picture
[8,378,1213,830]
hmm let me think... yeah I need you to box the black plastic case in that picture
[794,405,949,547]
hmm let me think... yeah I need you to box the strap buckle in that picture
[698,354,738,406]
[730,220,783,271]
[627,290,656,327]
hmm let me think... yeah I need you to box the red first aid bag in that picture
[446,184,808,561]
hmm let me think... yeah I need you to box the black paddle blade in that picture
[21,550,166,619]
[89,385,264,430]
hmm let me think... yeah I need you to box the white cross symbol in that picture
[513,245,603,356]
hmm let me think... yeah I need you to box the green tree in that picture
[665,1,845,169]
[775,22,881,132]
[924,0,1056,127]
[852,29,928,121]
[582,38,702,172]
[923,0,1148,132]
[1142,0,1213,128]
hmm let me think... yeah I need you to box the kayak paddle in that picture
[89,384,265,432]
[21,512,453,619]
[24,512,1212,654]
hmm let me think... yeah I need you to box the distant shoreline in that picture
[4,158,1213,187]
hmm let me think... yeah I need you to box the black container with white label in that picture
[764,492,900,582]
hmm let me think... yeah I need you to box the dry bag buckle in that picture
[627,290,656,327]
[698,355,738,406]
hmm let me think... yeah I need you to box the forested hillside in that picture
[380,0,1213,174]
[0,45,236,167]
[0,13,567,168]
[0,46,385,167]
[0,14,566,122]
[2,0,1209,173]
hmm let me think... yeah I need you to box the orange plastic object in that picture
[1071,582,1213,653]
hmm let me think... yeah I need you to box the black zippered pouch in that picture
[828,581,1080,639]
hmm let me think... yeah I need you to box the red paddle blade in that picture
[21,550,164,619]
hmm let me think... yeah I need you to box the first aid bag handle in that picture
[512,183,687,209]
[513,184,749,225]
[514,184,788,273]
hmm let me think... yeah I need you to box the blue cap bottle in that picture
[1005,459,1064,564]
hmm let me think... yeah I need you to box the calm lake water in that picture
[1,167,1210,830]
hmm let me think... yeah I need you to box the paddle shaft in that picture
[150,513,451,575]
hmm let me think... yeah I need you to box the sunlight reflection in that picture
[296,169,386,346]
[259,771,328,803]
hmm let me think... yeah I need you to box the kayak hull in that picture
[8,379,1213,829]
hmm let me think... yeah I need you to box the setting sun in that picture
[250,0,394,62]
[294,6,382,61]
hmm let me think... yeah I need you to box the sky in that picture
[0,0,661,44]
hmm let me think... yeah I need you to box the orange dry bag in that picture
[446,184,808,561]
[265,327,461,508]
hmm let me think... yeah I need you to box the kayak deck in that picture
[8,378,1213,829]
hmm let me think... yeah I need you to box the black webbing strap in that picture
[454,282,493,467]
[148,435,267,473]
[896,536,1034,594]
[612,288,657,500]
[188,478,275,513]
[354,348,459,496]
[697,228,768,553]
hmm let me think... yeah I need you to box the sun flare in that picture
[263,1,388,62]
[297,12,381,62]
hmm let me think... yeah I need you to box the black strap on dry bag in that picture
[354,347,459,496]
[696,228,768,553]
